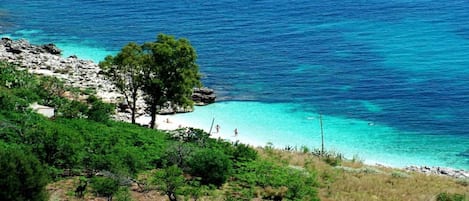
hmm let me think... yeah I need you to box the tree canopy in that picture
[99,42,146,124]
[143,34,201,128]
[0,143,49,201]
[99,34,201,128]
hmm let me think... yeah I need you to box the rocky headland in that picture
[0,38,215,123]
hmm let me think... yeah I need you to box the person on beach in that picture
[234,128,238,137]
[216,124,220,133]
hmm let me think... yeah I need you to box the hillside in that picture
[0,45,468,200]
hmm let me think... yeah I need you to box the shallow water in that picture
[1,0,468,169]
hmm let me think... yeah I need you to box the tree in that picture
[152,165,185,201]
[0,144,49,201]
[188,148,232,186]
[99,42,146,124]
[143,34,201,128]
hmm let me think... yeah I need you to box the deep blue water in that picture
[1,0,469,168]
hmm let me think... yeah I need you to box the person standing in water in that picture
[234,128,238,137]
[216,124,220,133]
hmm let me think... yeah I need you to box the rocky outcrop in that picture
[0,38,119,101]
[0,38,215,123]
[405,166,469,179]
[2,38,61,55]
[192,87,216,105]
[42,43,62,55]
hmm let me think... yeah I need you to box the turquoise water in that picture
[1,0,468,169]
[171,102,467,168]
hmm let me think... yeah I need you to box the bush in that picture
[232,143,257,163]
[0,144,50,201]
[436,192,467,201]
[0,90,28,111]
[152,165,185,201]
[169,127,210,144]
[90,176,120,200]
[86,95,115,122]
[234,160,319,201]
[313,149,343,166]
[114,187,133,201]
[188,148,233,186]
[57,100,88,118]
[162,142,195,171]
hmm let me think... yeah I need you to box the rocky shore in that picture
[0,38,215,122]
[405,165,469,180]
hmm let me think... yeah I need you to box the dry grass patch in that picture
[255,147,468,201]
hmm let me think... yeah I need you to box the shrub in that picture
[300,145,310,154]
[169,127,210,144]
[114,187,133,201]
[90,176,120,200]
[436,192,467,201]
[0,144,50,201]
[232,143,257,163]
[313,149,343,166]
[162,142,195,171]
[57,100,88,118]
[188,148,233,186]
[234,160,319,201]
[152,165,185,201]
[0,90,28,111]
[87,95,115,122]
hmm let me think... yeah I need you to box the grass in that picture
[45,146,468,201]
[255,148,468,201]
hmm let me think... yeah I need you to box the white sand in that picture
[134,114,240,140]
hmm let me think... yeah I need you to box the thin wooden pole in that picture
[320,113,324,156]
[208,117,215,134]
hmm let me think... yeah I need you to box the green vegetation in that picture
[0,143,49,201]
[436,192,468,201]
[152,165,185,201]
[0,59,320,200]
[100,34,201,127]
[90,177,120,200]
[188,148,233,186]
[99,42,146,124]
[1,33,468,200]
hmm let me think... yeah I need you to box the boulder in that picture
[42,43,62,55]
[6,46,22,54]
[192,87,216,105]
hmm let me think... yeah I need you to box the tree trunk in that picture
[131,91,137,124]
[149,100,157,129]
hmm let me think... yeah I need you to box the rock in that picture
[1,37,12,43]
[42,43,62,55]
[405,165,469,179]
[192,87,216,105]
[0,38,216,124]
[6,46,22,54]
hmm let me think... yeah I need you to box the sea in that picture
[1,0,468,169]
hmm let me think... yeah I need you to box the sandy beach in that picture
[135,113,231,140]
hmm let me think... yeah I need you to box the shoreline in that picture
[1,37,468,179]
[145,110,469,179]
